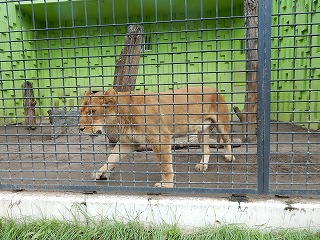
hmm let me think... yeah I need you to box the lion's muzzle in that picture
[79,126,103,135]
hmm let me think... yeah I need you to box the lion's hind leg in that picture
[194,126,211,172]
[217,118,235,162]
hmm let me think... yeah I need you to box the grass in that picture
[0,218,320,240]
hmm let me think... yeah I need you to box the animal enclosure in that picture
[0,0,319,195]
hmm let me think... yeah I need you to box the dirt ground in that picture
[0,121,319,193]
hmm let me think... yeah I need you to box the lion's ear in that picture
[104,88,116,104]
[85,90,91,96]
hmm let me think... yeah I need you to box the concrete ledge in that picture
[0,190,320,230]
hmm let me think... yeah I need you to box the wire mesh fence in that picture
[270,0,320,195]
[0,0,319,195]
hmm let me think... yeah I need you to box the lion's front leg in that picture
[151,136,174,188]
[93,144,133,180]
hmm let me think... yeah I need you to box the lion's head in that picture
[79,89,116,135]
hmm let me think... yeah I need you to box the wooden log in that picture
[234,0,258,143]
[113,24,143,92]
[22,81,37,130]
[108,24,143,143]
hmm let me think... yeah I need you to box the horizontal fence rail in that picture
[0,0,319,195]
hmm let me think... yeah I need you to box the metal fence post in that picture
[257,0,272,194]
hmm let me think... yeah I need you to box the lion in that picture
[79,86,235,188]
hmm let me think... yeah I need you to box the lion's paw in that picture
[194,163,208,172]
[224,155,235,162]
[154,182,174,188]
[92,171,110,180]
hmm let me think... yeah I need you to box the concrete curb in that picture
[0,190,319,230]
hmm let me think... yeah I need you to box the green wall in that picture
[0,0,319,130]
[271,0,320,130]
[1,0,246,125]
[33,15,246,107]
[0,2,36,124]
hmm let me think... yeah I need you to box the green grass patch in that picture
[0,218,320,240]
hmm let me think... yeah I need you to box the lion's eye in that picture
[89,109,96,115]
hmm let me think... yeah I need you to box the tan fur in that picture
[79,86,235,188]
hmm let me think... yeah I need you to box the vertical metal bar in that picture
[257,0,272,194]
